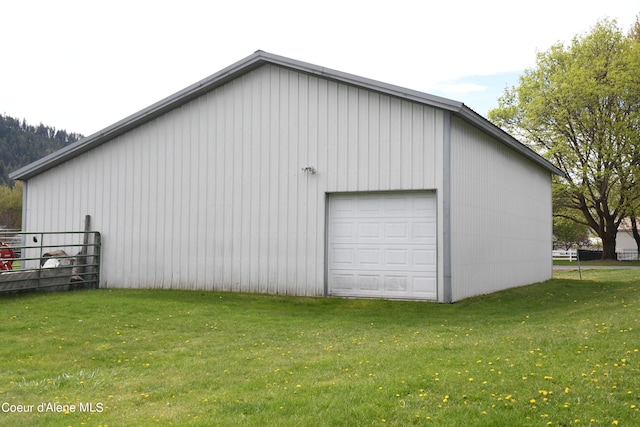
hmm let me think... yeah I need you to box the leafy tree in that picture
[553,215,592,250]
[0,182,22,229]
[0,159,8,186]
[631,13,640,40]
[625,14,640,255]
[489,19,640,259]
[552,181,592,250]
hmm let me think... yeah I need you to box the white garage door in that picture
[327,192,437,300]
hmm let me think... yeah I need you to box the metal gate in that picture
[0,230,101,293]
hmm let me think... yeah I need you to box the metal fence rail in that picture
[0,230,101,293]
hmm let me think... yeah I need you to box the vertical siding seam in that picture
[202,94,211,289]
[250,72,260,292]
[268,66,279,293]
[261,66,271,293]
[279,67,289,293]
[224,86,232,290]
[309,75,318,295]
[242,74,252,291]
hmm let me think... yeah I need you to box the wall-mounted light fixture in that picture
[301,166,317,175]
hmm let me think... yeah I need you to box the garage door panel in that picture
[385,222,409,239]
[358,222,382,239]
[413,249,436,268]
[413,222,436,239]
[358,248,382,265]
[331,273,356,291]
[357,275,381,291]
[384,275,408,292]
[329,273,437,298]
[414,195,436,211]
[328,192,437,300]
[385,249,409,266]
[384,196,409,212]
[330,247,434,271]
[331,248,355,266]
[333,198,355,216]
[413,276,437,295]
[332,221,356,239]
[359,197,382,213]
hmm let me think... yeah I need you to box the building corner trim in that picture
[442,111,453,303]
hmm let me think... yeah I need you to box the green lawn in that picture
[1,270,639,426]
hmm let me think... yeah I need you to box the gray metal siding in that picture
[449,117,553,301]
[22,64,442,294]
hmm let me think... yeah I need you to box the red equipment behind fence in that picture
[0,242,16,271]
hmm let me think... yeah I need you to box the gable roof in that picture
[10,50,563,180]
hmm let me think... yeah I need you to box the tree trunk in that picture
[600,227,618,260]
[631,218,640,260]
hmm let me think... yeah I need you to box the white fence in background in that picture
[552,249,640,261]
[617,249,640,261]
[552,249,578,261]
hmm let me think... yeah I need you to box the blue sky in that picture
[1,1,637,136]
[429,71,523,117]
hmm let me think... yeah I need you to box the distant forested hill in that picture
[0,114,83,186]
